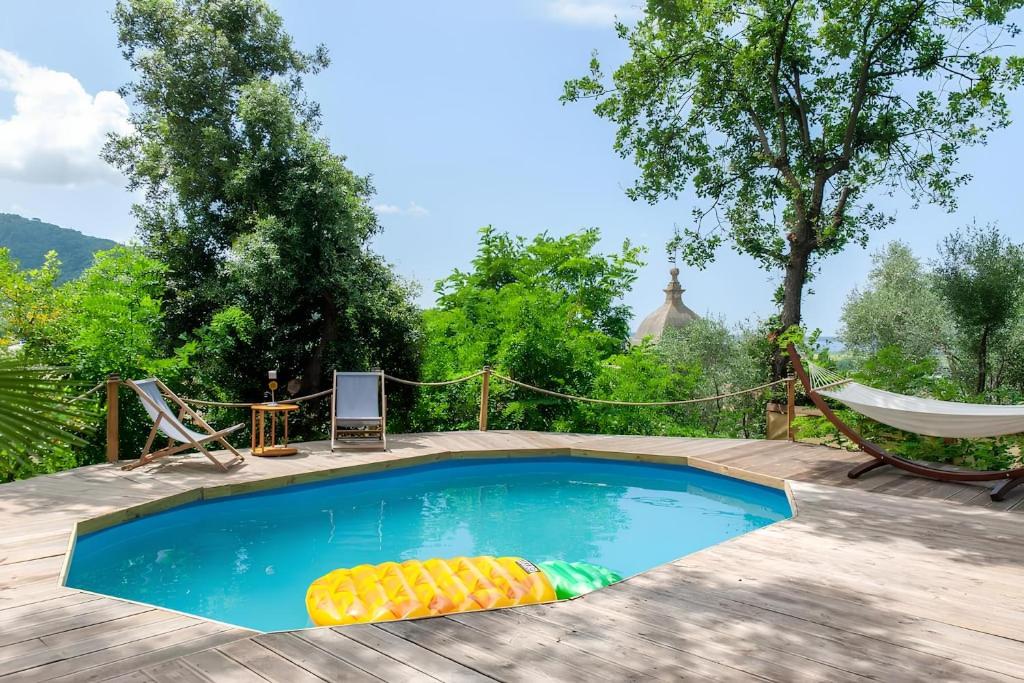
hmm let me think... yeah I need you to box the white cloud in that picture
[544,0,643,26]
[0,50,132,186]
[374,201,430,217]
[406,201,429,217]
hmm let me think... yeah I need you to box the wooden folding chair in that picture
[123,378,244,471]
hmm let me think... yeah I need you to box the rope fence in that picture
[172,388,332,408]
[383,370,486,387]
[102,367,790,411]
[98,366,799,462]
[492,372,788,406]
[69,381,106,403]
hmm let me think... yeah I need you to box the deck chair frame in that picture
[124,378,244,472]
[787,343,1024,501]
[331,371,387,451]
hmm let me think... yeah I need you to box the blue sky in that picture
[0,0,1022,336]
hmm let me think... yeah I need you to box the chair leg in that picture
[991,476,1024,502]
[848,458,888,479]
[194,441,231,472]
[123,422,161,470]
[217,438,245,463]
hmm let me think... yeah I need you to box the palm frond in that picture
[0,358,92,462]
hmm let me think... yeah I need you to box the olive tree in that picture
[933,223,1024,393]
[840,241,952,360]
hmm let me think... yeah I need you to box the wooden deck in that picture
[1,431,1023,681]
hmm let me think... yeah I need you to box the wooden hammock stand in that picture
[787,343,1024,502]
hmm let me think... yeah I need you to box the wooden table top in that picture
[250,403,299,413]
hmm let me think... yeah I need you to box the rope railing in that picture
[172,388,333,408]
[383,370,486,387]
[491,372,788,406]
[171,372,487,407]
[106,367,787,410]
[100,365,800,463]
[69,381,106,403]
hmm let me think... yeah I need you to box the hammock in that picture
[806,363,1024,439]
[787,344,1024,501]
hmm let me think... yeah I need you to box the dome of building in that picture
[631,266,699,345]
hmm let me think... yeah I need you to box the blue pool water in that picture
[66,456,791,632]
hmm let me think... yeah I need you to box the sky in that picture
[0,0,1022,336]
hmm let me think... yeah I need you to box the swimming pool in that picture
[65,456,792,632]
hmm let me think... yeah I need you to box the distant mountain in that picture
[0,214,118,282]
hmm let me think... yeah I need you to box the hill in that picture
[0,214,118,282]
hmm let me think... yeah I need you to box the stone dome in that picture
[630,266,700,345]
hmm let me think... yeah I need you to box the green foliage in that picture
[103,0,422,438]
[933,223,1024,393]
[0,360,93,482]
[657,317,774,437]
[59,247,189,383]
[564,0,1024,364]
[571,345,701,436]
[0,213,116,283]
[0,248,64,352]
[43,247,189,467]
[413,227,646,432]
[840,242,953,361]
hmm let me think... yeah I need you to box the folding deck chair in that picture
[331,371,387,450]
[124,378,245,471]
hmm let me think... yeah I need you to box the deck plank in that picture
[215,639,327,683]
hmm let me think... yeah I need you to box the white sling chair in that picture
[124,378,245,471]
[331,371,386,450]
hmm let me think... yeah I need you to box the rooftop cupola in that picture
[630,266,700,345]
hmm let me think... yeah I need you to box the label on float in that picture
[516,559,541,574]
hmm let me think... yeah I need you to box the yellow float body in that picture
[306,556,557,626]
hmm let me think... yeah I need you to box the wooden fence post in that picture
[106,373,120,463]
[786,376,796,442]
[478,366,491,431]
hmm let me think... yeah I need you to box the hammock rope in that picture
[806,361,850,392]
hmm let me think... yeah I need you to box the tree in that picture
[413,227,646,432]
[20,247,192,467]
[658,317,774,437]
[933,223,1024,393]
[573,345,701,436]
[0,249,64,355]
[563,0,1024,377]
[840,241,952,361]
[103,0,421,406]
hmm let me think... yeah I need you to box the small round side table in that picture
[251,403,299,457]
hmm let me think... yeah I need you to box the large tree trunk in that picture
[302,296,339,393]
[772,242,812,380]
[976,326,989,394]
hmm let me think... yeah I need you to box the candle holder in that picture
[267,369,278,406]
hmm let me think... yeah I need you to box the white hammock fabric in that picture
[808,362,1024,438]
